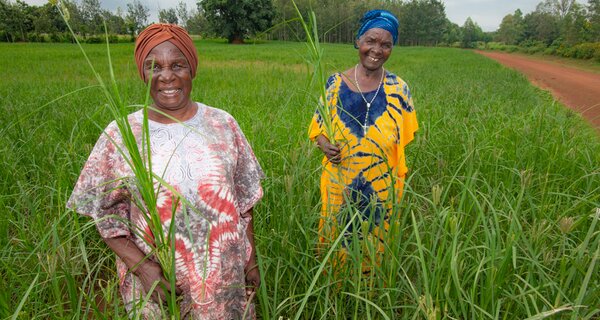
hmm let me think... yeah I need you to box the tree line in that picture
[492,0,600,60]
[1,0,599,51]
[0,0,151,42]
[496,0,600,45]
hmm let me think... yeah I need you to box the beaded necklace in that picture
[354,64,385,135]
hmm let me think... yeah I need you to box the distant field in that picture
[0,40,599,319]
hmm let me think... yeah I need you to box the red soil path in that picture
[476,50,600,129]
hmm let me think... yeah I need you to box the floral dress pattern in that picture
[68,103,264,319]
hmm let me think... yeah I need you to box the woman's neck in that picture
[357,64,384,79]
[148,100,197,124]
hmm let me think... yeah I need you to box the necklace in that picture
[354,64,385,135]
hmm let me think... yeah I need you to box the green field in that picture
[1,40,599,319]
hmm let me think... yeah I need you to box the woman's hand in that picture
[316,134,341,164]
[103,236,181,304]
[242,208,260,300]
[245,256,260,299]
[135,259,182,304]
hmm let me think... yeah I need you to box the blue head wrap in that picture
[355,10,399,48]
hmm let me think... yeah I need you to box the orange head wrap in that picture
[134,23,198,81]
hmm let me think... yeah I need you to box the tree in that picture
[496,9,524,44]
[0,0,35,41]
[398,0,447,46]
[561,2,591,44]
[522,10,560,45]
[176,1,189,29]
[159,8,178,24]
[199,0,275,43]
[58,0,85,36]
[442,20,462,45]
[126,0,149,35]
[81,0,103,34]
[103,8,127,34]
[538,0,576,19]
[461,17,483,48]
[185,7,208,36]
[588,0,600,40]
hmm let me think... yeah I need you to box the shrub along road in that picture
[477,50,600,130]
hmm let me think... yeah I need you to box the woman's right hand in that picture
[103,236,181,304]
[316,135,341,164]
[135,259,181,304]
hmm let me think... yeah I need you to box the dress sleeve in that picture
[67,123,131,239]
[308,109,325,141]
[230,118,264,216]
[400,82,418,147]
[308,74,337,141]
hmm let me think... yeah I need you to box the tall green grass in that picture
[0,41,599,319]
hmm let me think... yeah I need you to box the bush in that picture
[570,43,600,60]
[107,34,119,44]
[84,36,103,44]
[518,40,546,54]
[27,33,43,42]
[486,42,505,51]
[543,47,557,55]
[481,38,600,63]
[117,35,134,43]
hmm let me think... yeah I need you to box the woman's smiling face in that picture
[144,41,193,114]
[356,28,393,71]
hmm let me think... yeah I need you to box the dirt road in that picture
[476,51,600,129]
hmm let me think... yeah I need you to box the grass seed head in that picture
[558,216,574,234]
[432,184,442,206]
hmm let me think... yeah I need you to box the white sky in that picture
[22,0,583,32]
[444,0,540,31]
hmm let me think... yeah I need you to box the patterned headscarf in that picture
[134,23,198,80]
[355,10,399,47]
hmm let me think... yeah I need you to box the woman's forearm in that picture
[103,236,175,302]
[103,236,148,274]
[242,208,260,295]
[243,208,258,266]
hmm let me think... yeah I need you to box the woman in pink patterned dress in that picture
[67,24,263,319]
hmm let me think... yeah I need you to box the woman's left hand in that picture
[245,257,260,299]
[243,207,260,299]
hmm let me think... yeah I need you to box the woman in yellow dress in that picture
[308,10,418,266]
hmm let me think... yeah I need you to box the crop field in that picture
[1,40,599,319]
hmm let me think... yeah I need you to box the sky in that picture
[444,0,540,31]
[23,0,560,32]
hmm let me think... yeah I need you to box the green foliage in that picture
[398,0,447,46]
[1,40,599,319]
[0,0,34,42]
[485,0,600,61]
[519,39,548,53]
[200,0,275,43]
[442,20,462,45]
[487,39,600,62]
[3,0,600,49]
[523,10,560,45]
[0,0,129,42]
[461,17,483,48]
[557,41,600,60]
[494,0,598,51]
[590,0,600,41]
[496,9,525,45]
[126,0,149,35]
[158,8,178,24]
[562,2,592,45]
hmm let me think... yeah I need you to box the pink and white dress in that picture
[67,103,264,319]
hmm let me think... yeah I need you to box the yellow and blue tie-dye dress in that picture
[309,71,418,248]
